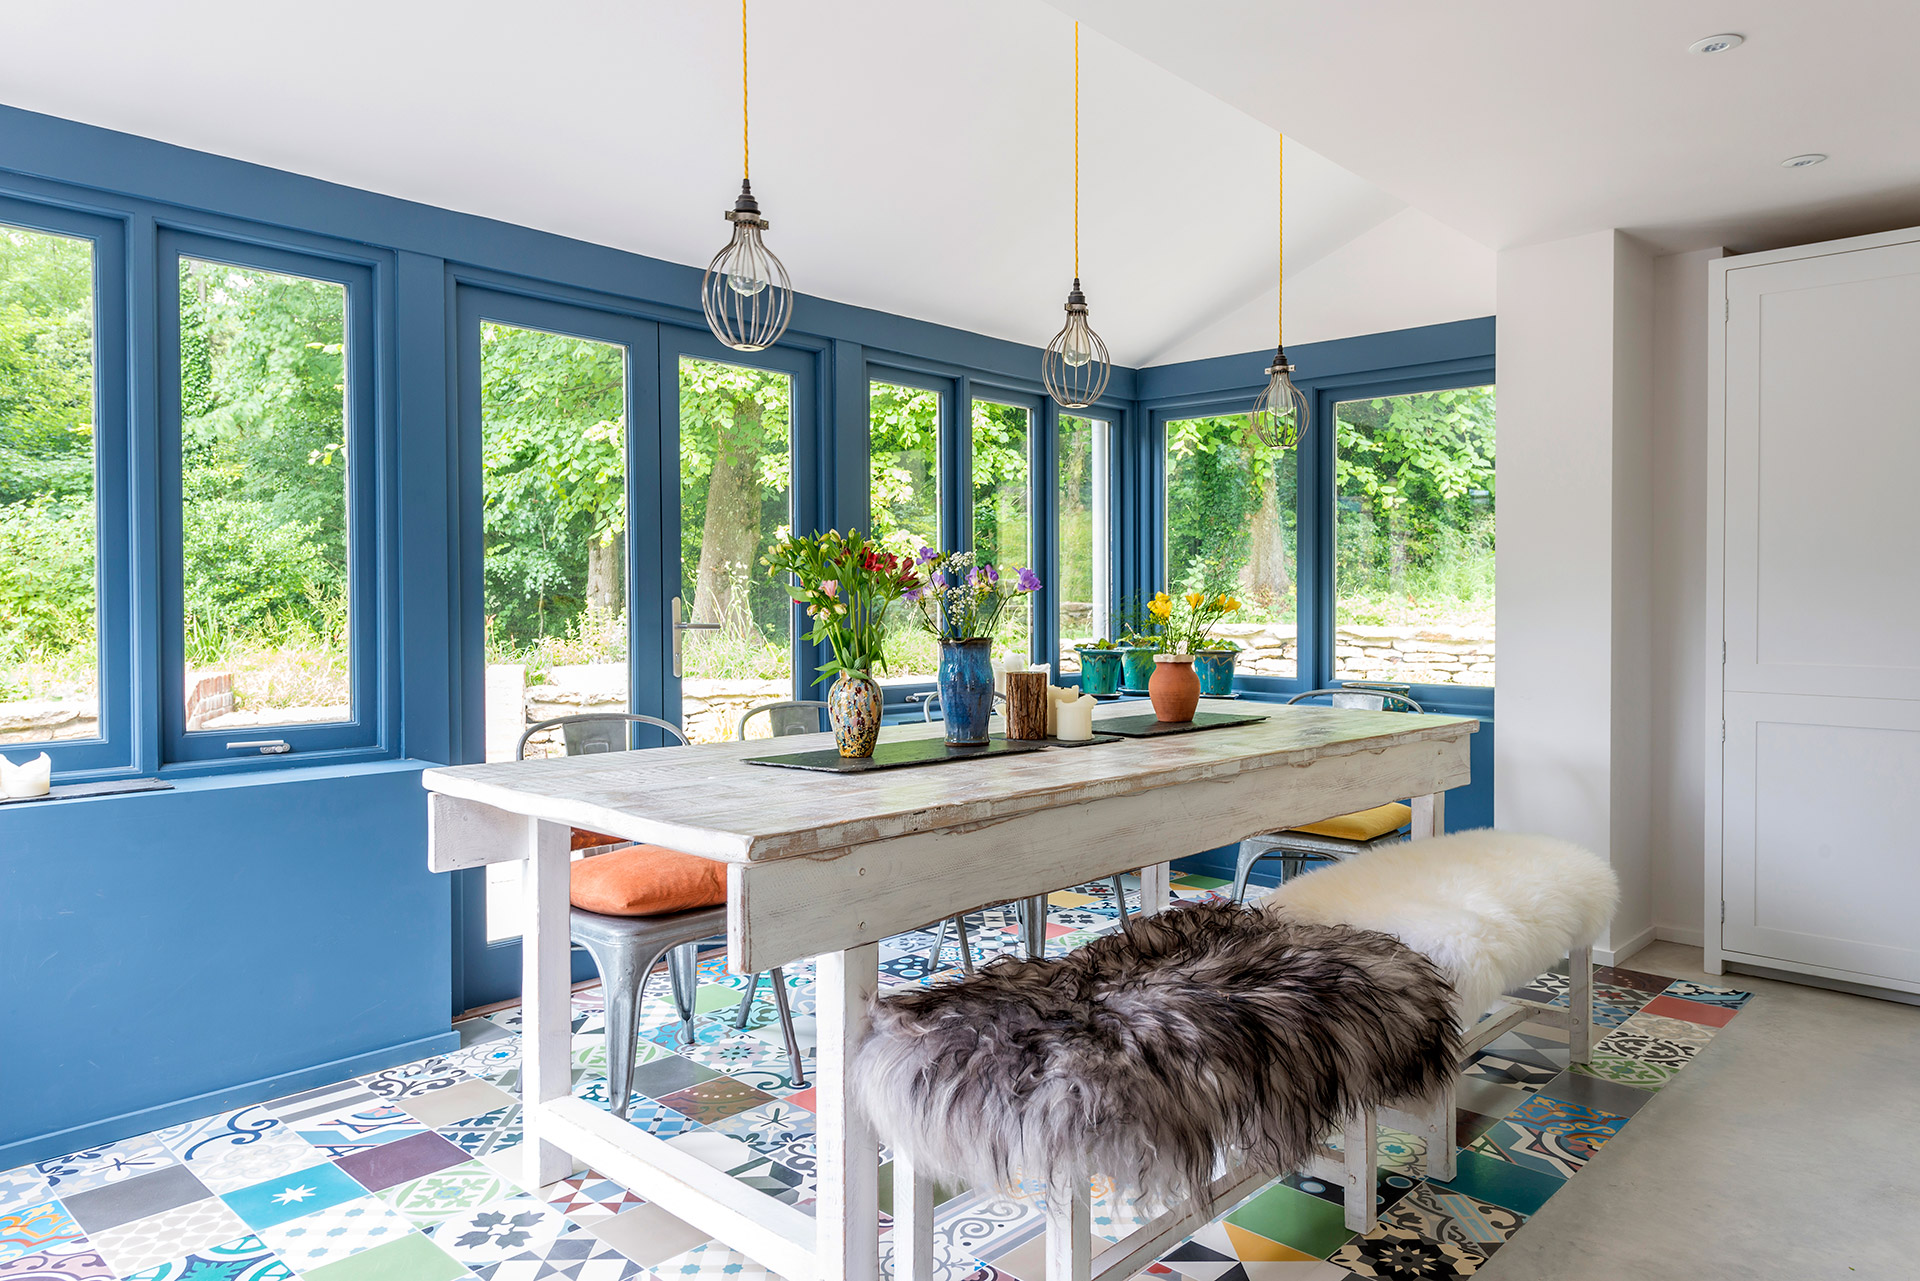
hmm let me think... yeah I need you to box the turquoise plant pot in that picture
[1120,645,1157,691]
[1076,648,1123,696]
[1194,649,1237,697]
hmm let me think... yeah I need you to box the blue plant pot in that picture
[1194,649,1237,697]
[937,638,995,745]
[1120,645,1157,692]
[1076,648,1123,696]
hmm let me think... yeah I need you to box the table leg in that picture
[1138,862,1171,915]
[1410,792,1446,841]
[816,943,880,1281]
[893,1150,935,1281]
[519,817,575,1189]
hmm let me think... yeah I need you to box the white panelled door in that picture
[1719,237,1920,988]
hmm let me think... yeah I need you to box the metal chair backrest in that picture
[908,690,1008,722]
[1285,687,1426,714]
[736,700,831,740]
[516,712,688,761]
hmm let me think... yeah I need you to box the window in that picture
[1057,414,1110,671]
[176,256,354,735]
[971,399,1032,659]
[1334,386,1495,687]
[679,356,793,736]
[0,223,97,745]
[869,380,940,681]
[1164,415,1296,678]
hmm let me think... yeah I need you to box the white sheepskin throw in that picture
[852,900,1460,1204]
[1264,829,1619,1023]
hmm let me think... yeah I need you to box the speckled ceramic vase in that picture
[937,638,995,745]
[1148,654,1201,723]
[827,671,882,758]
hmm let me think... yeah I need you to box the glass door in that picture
[454,288,663,1010]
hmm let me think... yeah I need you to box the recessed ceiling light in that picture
[1781,153,1828,168]
[1688,33,1745,54]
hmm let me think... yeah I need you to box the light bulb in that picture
[1061,317,1093,367]
[726,229,770,297]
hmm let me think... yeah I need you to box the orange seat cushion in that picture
[1290,801,1413,842]
[569,844,728,916]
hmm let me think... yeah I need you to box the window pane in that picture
[0,224,97,744]
[679,356,792,741]
[179,258,350,731]
[971,400,1031,660]
[479,322,629,942]
[1164,416,1296,677]
[869,380,939,682]
[1057,415,1109,673]
[1334,386,1495,687]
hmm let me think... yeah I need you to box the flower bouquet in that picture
[764,529,921,757]
[908,549,1042,744]
[1143,591,1243,721]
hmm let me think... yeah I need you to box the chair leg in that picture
[769,965,808,1088]
[1568,944,1595,1064]
[1342,1107,1380,1234]
[733,971,760,1031]
[1043,1180,1092,1281]
[1025,895,1047,959]
[953,915,976,975]
[1110,874,1132,931]
[1230,841,1264,903]
[667,943,698,1045]
[588,938,674,1121]
[926,917,949,977]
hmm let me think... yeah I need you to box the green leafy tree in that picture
[678,358,790,642]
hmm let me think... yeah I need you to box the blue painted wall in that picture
[0,763,456,1166]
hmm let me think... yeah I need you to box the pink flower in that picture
[819,579,839,598]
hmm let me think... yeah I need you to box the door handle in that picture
[671,597,720,677]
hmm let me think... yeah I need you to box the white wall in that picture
[1647,248,1723,945]
[1494,228,1656,960]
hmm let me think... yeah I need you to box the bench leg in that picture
[1138,862,1171,915]
[1410,792,1445,840]
[1045,1182,1092,1281]
[893,1150,936,1281]
[1342,1110,1379,1234]
[1420,1085,1457,1183]
[1569,944,1594,1064]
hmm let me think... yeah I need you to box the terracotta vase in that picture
[827,671,882,758]
[1148,654,1200,723]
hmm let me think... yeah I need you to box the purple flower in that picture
[1015,567,1042,593]
[915,546,940,565]
[966,567,982,589]
[931,571,947,589]
[985,565,1000,585]
[903,587,923,603]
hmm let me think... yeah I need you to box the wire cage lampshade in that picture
[703,181,792,352]
[703,0,793,353]
[1250,349,1307,449]
[1043,279,1112,409]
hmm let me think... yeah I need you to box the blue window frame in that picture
[156,232,384,763]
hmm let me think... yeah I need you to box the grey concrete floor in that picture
[1478,941,1920,1281]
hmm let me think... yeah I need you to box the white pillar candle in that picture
[1045,684,1077,736]
[1057,694,1096,741]
[0,751,52,798]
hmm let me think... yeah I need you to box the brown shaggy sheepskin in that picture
[852,899,1460,1202]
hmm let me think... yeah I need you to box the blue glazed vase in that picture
[937,638,995,745]
[1194,649,1237,696]
[1076,647,1123,696]
[827,671,882,758]
[1120,644,1157,692]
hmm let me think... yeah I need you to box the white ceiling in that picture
[0,0,1494,368]
[1069,0,1920,256]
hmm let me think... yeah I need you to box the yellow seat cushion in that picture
[1290,802,1413,842]
[570,844,727,916]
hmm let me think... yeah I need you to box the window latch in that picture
[226,739,292,755]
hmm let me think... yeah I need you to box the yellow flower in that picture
[1151,591,1171,605]
[1222,596,1241,612]
[1185,591,1205,609]
[1147,599,1172,620]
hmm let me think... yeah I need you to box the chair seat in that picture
[1289,802,1411,842]
[569,902,727,949]
[570,843,727,916]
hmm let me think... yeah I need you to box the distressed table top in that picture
[421,699,1477,864]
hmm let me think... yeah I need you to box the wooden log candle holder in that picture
[1004,671,1050,740]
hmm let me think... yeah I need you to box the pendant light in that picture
[1042,21,1111,410]
[1250,135,1307,448]
[702,0,792,352]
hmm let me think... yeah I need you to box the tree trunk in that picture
[692,397,766,640]
[586,536,621,616]
[1238,468,1293,609]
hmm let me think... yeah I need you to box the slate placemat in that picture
[1094,711,1269,738]
[992,733,1124,749]
[746,735,1054,773]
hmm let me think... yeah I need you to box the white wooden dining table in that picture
[421,698,1477,1281]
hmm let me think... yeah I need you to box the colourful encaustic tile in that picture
[1664,979,1754,1008]
[543,1174,647,1224]
[487,1221,647,1280]
[1593,1026,1703,1073]
[359,1058,473,1101]
[303,1231,467,1281]
[267,1082,425,1157]
[221,1162,369,1231]
[435,1105,525,1158]
[33,1137,178,1196]
[425,1193,570,1272]
[1635,993,1738,1028]
[0,1170,51,1221]
[0,1201,85,1264]
[1570,1050,1679,1090]
[255,1196,414,1271]
[709,1102,814,1156]
[59,1164,213,1236]
[1285,1167,1421,1218]
[0,1240,119,1279]
[1611,1010,1718,1049]
[381,1159,521,1229]
[653,1077,775,1126]
[1469,1120,1604,1180]
[89,1197,251,1277]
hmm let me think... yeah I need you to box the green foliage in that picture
[1165,414,1295,620]
[868,382,939,556]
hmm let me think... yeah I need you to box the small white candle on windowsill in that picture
[0,751,52,798]
[1056,694,1096,741]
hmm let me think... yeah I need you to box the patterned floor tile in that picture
[164,1132,321,1198]
[1330,1221,1486,1278]
[647,1241,776,1281]
[120,1232,292,1280]
[300,1230,468,1281]
[401,1080,521,1131]
[1468,1120,1602,1179]
[436,1105,524,1158]
[361,1058,473,1101]
[441,1039,521,1082]
[1375,1183,1524,1260]
[155,1108,287,1169]
[1663,979,1754,1009]
[584,1204,711,1269]
[336,1132,470,1193]
[268,1082,424,1157]
[653,1078,775,1126]
[1504,1094,1629,1142]
[933,1186,1046,1264]
[707,1101,813,1155]
[1569,1051,1679,1090]
[624,1056,720,1101]
[89,1198,250,1276]
[487,1221,646,1279]
[257,1196,413,1271]
[1636,993,1738,1028]
[1534,1070,1654,1118]
[60,1165,211,1234]
[33,1138,178,1196]
[0,1202,84,1264]
[425,1194,570,1272]
[542,1175,646,1225]
[1283,1168,1421,1218]
[1430,1149,1564,1217]
[1589,965,1676,993]
[381,1160,521,1229]
[609,1099,697,1141]
[1592,1028,1701,1077]
[0,1241,117,1279]
[0,1171,51,1220]
[1221,1183,1353,1259]
[222,1162,370,1231]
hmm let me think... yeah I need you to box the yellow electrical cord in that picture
[1277,133,1285,348]
[742,0,751,181]
[1074,21,1081,279]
